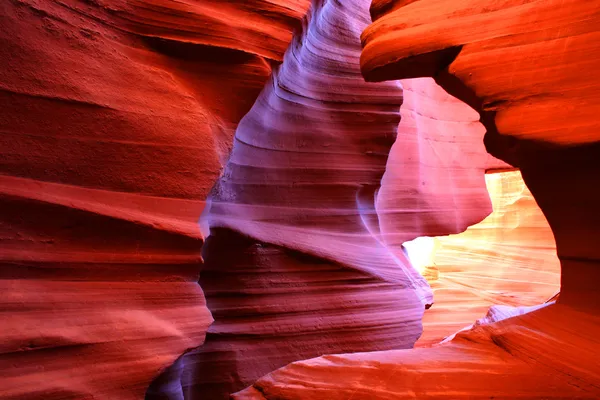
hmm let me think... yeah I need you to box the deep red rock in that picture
[0,0,307,398]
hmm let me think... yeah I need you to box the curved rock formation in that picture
[4,0,592,398]
[119,0,309,60]
[359,0,600,314]
[235,0,600,398]
[178,0,506,398]
[361,0,600,146]
[375,77,505,255]
[182,1,426,397]
[0,0,308,398]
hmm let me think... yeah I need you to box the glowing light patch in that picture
[402,236,436,275]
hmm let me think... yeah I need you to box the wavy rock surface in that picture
[179,0,506,398]
[361,0,600,145]
[375,78,506,253]
[235,1,600,398]
[0,0,308,398]
[359,0,600,316]
[119,0,309,60]
[418,170,560,346]
[362,0,600,362]
[182,1,425,397]
[439,302,555,345]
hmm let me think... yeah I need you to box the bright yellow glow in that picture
[404,170,558,287]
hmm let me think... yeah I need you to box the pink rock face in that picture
[179,1,505,398]
[376,77,506,254]
[0,0,308,398]
[233,0,600,398]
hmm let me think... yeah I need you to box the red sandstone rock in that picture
[0,0,307,398]
[439,301,555,345]
[234,0,600,398]
[361,0,600,146]
[234,304,600,399]
[4,0,595,398]
[119,0,309,60]
[181,0,510,397]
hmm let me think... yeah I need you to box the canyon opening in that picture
[1,0,599,399]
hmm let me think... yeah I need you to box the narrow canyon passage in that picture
[236,0,600,397]
[1,0,599,399]
[146,0,516,397]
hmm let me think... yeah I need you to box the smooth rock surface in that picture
[181,0,504,398]
[0,0,308,398]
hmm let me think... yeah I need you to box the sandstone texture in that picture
[234,0,600,398]
[181,0,513,397]
[0,0,307,398]
[2,0,597,399]
[234,304,600,399]
[361,0,600,146]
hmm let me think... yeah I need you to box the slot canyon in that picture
[0,0,598,399]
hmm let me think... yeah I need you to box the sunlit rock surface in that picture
[439,302,555,345]
[234,304,600,399]
[375,77,506,260]
[0,0,308,398]
[361,0,600,146]
[417,170,560,346]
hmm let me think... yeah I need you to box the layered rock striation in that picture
[3,0,592,399]
[180,0,506,398]
[182,0,426,396]
[236,0,600,398]
[0,0,308,398]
